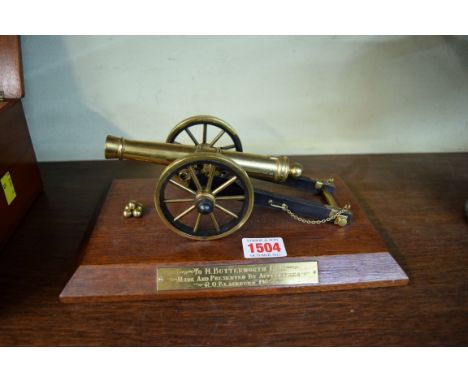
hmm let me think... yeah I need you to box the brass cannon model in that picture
[105,116,352,240]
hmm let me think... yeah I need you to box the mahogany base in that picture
[60,177,408,303]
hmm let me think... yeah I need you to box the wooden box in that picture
[0,36,42,249]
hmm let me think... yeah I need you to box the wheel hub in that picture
[195,193,215,215]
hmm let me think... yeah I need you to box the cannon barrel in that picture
[105,135,303,182]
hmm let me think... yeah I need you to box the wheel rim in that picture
[155,154,254,240]
[166,115,243,152]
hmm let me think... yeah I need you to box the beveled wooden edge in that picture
[0,36,24,99]
[60,252,409,303]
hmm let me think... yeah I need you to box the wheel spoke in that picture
[164,198,195,203]
[205,164,216,192]
[212,176,238,195]
[173,204,196,222]
[188,166,202,192]
[169,179,196,195]
[215,195,245,201]
[193,213,202,233]
[220,144,236,150]
[202,123,207,144]
[209,130,225,146]
[216,203,239,219]
[210,212,220,232]
[185,128,199,145]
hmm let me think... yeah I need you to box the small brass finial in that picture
[289,162,303,178]
[334,215,348,227]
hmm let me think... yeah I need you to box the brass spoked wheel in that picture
[155,154,254,240]
[166,115,243,152]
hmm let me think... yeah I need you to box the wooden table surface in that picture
[0,154,467,346]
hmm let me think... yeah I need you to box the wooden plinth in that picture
[60,177,408,303]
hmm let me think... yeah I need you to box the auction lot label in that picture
[242,237,287,259]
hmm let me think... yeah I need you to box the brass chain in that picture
[285,206,348,225]
[268,200,350,225]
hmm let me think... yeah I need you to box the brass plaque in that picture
[157,261,319,291]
